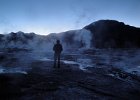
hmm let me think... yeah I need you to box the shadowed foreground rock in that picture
[0,60,140,100]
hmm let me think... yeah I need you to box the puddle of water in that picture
[62,59,94,70]
[62,60,78,65]
[39,57,94,71]
[137,66,140,68]
[0,66,28,74]
[0,68,4,73]
[39,57,53,61]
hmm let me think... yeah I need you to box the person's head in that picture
[56,40,60,44]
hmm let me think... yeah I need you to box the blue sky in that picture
[0,0,140,35]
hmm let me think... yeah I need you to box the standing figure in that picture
[53,40,63,68]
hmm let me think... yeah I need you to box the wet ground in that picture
[0,49,140,100]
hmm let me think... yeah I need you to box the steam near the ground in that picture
[1,48,140,76]
[74,29,92,48]
[0,28,140,76]
[0,29,92,52]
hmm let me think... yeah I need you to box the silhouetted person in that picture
[53,40,63,68]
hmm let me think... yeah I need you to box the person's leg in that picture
[53,53,57,68]
[58,54,60,68]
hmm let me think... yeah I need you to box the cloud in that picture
[69,0,98,28]
[73,7,97,28]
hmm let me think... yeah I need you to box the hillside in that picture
[84,20,140,48]
[0,20,140,51]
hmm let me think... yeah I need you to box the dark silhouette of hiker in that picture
[53,40,63,68]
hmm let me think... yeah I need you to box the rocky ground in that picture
[0,49,140,100]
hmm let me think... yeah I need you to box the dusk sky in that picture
[0,0,140,35]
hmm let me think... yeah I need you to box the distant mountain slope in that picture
[0,20,140,51]
[84,20,140,48]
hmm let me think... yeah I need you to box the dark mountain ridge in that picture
[0,20,140,50]
[84,20,140,48]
